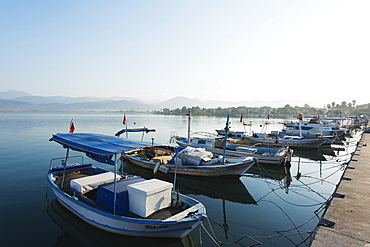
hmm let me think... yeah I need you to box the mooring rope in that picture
[200,213,262,246]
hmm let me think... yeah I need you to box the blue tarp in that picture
[50,133,152,164]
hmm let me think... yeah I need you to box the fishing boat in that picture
[121,113,255,177]
[281,117,345,138]
[170,113,289,166]
[171,135,291,165]
[243,114,329,148]
[215,129,245,138]
[123,145,256,177]
[48,133,206,238]
[242,133,326,148]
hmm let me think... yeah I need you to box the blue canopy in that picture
[115,128,156,137]
[50,133,152,164]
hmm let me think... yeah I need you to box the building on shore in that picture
[356,104,370,114]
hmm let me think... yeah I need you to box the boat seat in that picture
[70,171,117,193]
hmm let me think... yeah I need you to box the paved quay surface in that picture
[310,131,370,246]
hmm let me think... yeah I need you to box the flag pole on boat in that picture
[123,113,128,138]
[62,118,74,188]
[222,115,230,165]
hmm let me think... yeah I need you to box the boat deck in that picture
[52,171,186,220]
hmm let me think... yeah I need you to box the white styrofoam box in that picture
[127,179,173,217]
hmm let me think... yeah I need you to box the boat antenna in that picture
[187,110,191,143]
[222,115,230,165]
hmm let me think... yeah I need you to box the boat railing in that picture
[49,155,84,170]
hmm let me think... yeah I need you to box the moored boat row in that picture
[215,115,365,149]
[46,114,367,240]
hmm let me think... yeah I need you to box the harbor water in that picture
[0,112,361,246]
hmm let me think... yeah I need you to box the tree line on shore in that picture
[153,100,361,118]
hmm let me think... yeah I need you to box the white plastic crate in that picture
[127,179,173,217]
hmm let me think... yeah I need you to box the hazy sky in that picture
[1,1,369,106]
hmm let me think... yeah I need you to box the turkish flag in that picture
[69,121,75,133]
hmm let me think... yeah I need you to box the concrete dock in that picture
[310,131,370,246]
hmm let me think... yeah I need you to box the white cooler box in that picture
[127,179,173,217]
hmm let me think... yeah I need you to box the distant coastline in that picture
[0,90,363,116]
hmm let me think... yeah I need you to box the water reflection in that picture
[47,199,198,247]
[121,161,256,205]
[292,147,336,161]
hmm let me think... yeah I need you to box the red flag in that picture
[123,114,127,125]
[69,120,75,133]
[240,114,243,123]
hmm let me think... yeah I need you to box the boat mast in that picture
[222,115,230,165]
[187,110,191,143]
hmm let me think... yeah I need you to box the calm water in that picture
[0,112,361,246]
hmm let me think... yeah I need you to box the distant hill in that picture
[0,98,37,110]
[0,90,32,99]
[155,96,209,109]
[12,95,103,104]
[155,96,324,109]
[0,90,324,111]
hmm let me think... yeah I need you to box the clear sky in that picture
[0,0,369,106]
